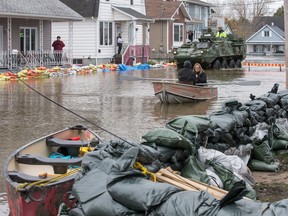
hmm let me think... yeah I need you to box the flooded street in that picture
[0,65,286,214]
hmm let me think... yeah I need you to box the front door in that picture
[115,23,122,53]
[0,26,3,66]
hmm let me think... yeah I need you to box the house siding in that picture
[43,20,52,50]
[51,0,148,64]
[0,18,7,50]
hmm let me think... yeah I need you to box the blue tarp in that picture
[118,64,150,71]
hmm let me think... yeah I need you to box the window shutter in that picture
[261,31,264,37]
[270,31,272,37]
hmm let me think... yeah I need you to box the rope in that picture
[16,168,80,191]
[134,162,156,182]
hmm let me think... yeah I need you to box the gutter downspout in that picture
[92,17,98,66]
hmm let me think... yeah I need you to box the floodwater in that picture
[0,64,286,215]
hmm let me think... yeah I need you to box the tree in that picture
[274,6,284,16]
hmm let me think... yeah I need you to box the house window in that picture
[194,5,201,20]
[100,21,113,46]
[20,27,37,52]
[130,0,133,5]
[173,24,184,43]
[264,31,270,37]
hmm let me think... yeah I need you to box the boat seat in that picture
[8,170,47,183]
[16,154,82,174]
[46,137,88,147]
[16,154,82,166]
[46,137,98,148]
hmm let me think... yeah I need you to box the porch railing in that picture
[122,45,150,65]
[0,50,72,69]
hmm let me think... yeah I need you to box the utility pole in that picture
[285,0,288,88]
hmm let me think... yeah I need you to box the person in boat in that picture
[193,63,207,84]
[177,60,196,85]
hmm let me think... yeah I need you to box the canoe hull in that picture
[4,125,101,216]
[6,178,74,216]
[152,81,218,104]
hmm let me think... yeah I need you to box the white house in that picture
[53,0,153,65]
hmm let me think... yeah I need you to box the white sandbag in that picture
[206,169,223,188]
[198,146,254,185]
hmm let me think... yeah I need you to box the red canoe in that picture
[4,125,101,216]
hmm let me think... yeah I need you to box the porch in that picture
[0,50,72,69]
[122,44,150,65]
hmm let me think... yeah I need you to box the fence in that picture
[0,50,72,69]
[243,62,286,72]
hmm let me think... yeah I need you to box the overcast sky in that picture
[205,0,283,17]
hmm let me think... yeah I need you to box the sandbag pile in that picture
[67,83,288,215]
[70,140,288,216]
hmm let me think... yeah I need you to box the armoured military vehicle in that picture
[173,33,246,69]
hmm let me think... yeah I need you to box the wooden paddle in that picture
[119,75,261,86]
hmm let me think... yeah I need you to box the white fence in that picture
[0,50,72,69]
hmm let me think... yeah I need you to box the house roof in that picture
[145,0,191,20]
[253,16,284,31]
[112,6,152,21]
[60,0,99,18]
[181,0,213,7]
[0,0,83,21]
[246,24,285,43]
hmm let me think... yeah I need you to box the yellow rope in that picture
[16,168,81,191]
[133,162,156,182]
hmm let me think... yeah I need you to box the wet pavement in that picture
[0,58,287,214]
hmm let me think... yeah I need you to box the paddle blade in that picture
[197,80,261,86]
[236,80,261,86]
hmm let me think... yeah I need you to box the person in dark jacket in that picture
[52,36,65,65]
[193,63,207,83]
[177,60,196,85]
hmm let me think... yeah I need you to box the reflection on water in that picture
[0,67,286,214]
[153,98,217,120]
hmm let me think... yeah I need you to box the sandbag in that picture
[244,100,267,111]
[232,110,249,127]
[165,115,211,134]
[142,128,195,154]
[248,159,280,172]
[252,138,276,164]
[108,176,181,212]
[72,169,142,216]
[148,191,219,216]
[206,160,256,200]
[181,155,209,183]
[221,99,241,113]
[209,111,237,132]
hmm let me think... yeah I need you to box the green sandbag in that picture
[142,128,196,155]
[270,123,288,144]
[252,138,276,164]
[206,160,256,200]
[248,159,280,172]
[272,139,288,151]
[181,155,209,184]
[165,115,211,134]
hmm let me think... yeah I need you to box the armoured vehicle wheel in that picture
[222,60,228,69]
[229,60,235,68]
[235,59,242,68]
[213,60,221,69]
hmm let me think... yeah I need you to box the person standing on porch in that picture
[117,33,124,55]
[52,36,65,65]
